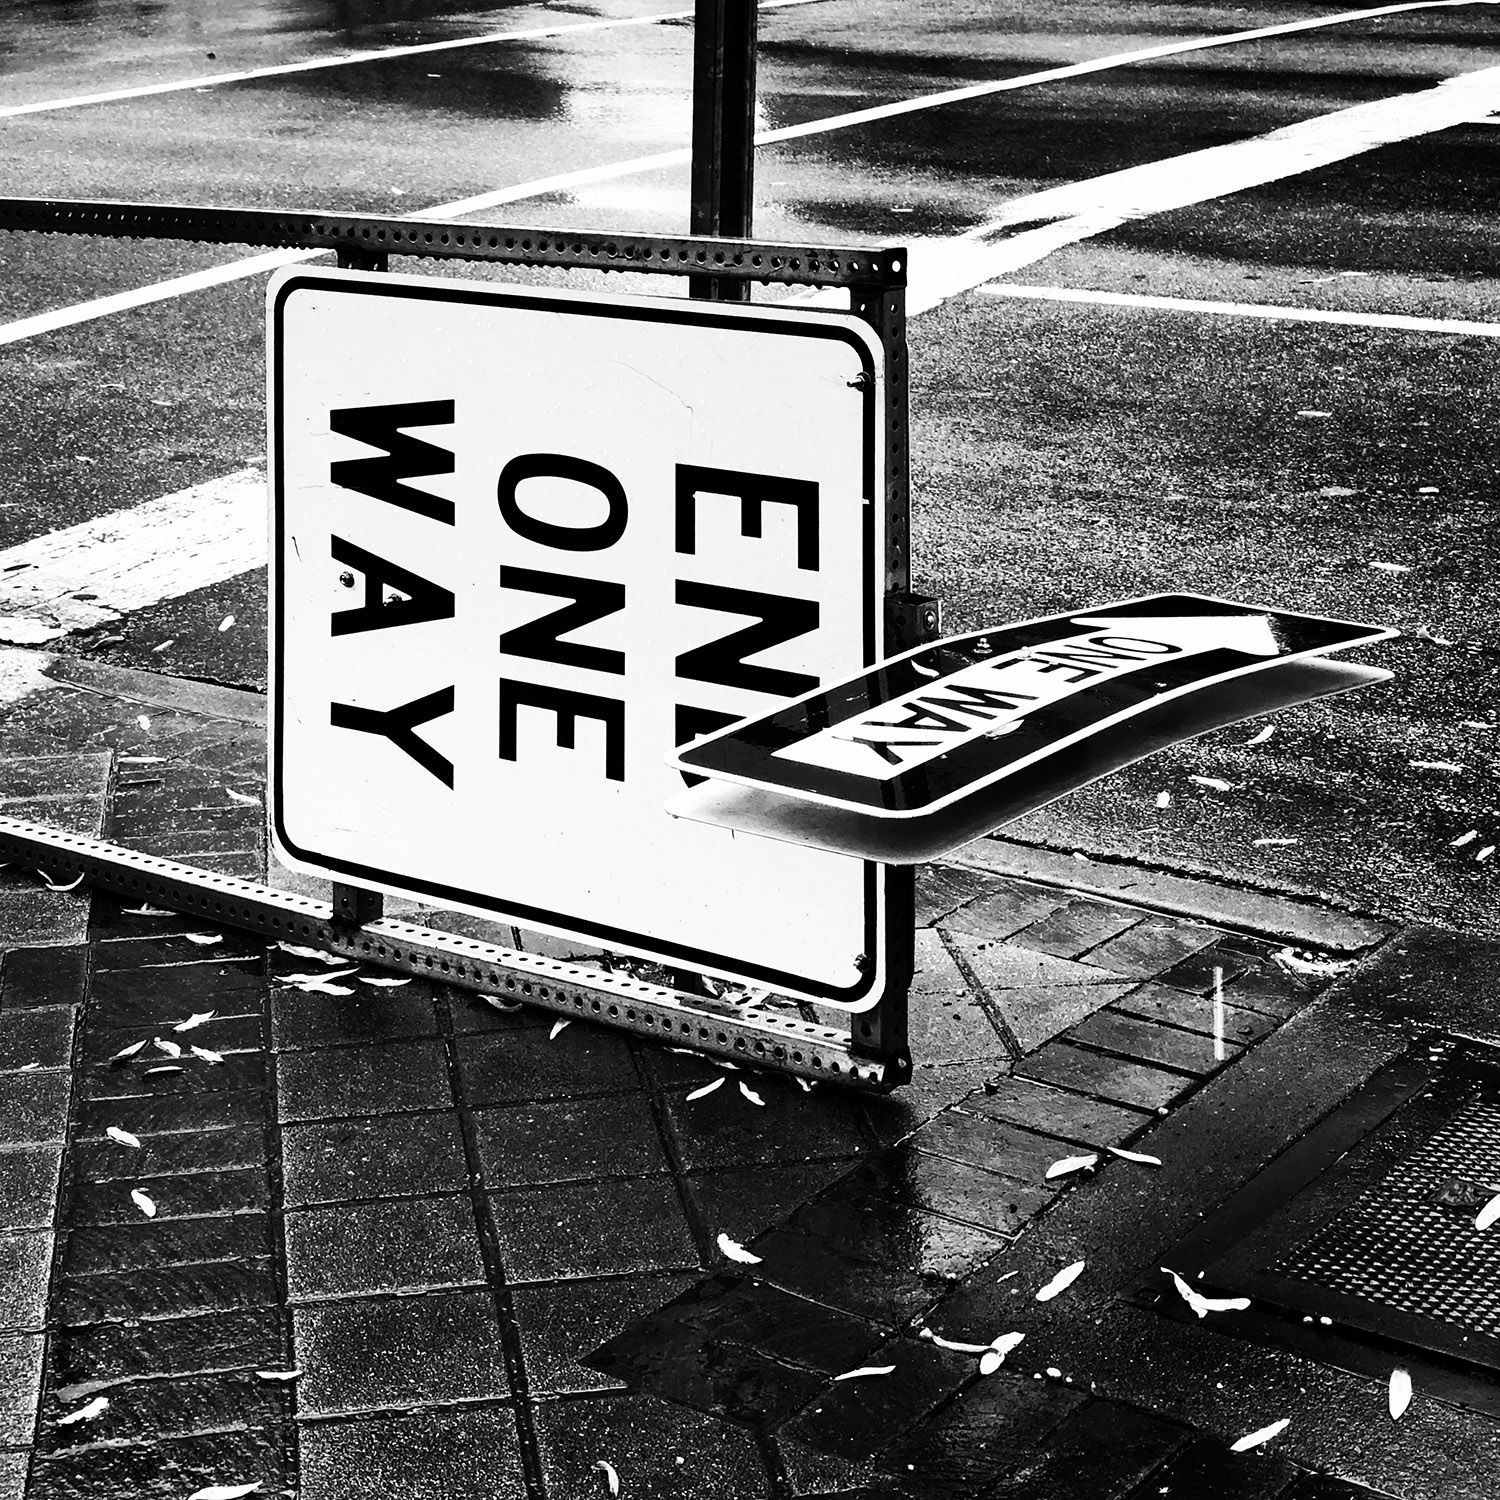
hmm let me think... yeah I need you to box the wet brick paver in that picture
[0,682,1375,1498]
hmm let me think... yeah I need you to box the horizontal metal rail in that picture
[0,815,896,1090]
[0,196,905,290]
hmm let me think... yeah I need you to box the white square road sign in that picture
[268,266,889,1010]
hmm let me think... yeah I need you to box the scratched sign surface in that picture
[268,267,889,1007]
[670,595,1397,814]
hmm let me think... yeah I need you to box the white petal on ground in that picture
[795,1078,814,1092]
[978,1349,1003,1375]
[40,871,86,892]
[1246,725,1275,746]
[277,968,359,986]
[1045,1153,1097,1181]
[1189,776,1234,792]
[1474,1192,1500,1232]
[1230,1418,1290,1452]
[124,904,177,916]
[218,614,236,632]
[1253,838,1299,847]
[152,638,175,652]
[191,1046,225,1064]
[716,1232,761,1265]
[1367,560,1409,573]
[833,1365,896,1381]
[1478,846,1495,863]
[274,944,346,966]
[302,981,355,997]
[105,1127,141,1149]
[110,1039,147,1061]
[183,932,222,946]
[481,995,524,1013]
[1272,948,1355,979]
[686,1078,725,1101]
[991,1331,1026,1356]
[358,976,412,987]
[145,1065,184,1074]
[153,1038,183,1058]
[1409,760,1465,773]
[917,1328,991,1355]
[1106,1147,1162,1166]
[1035,1261,1085,1302]
[255,1370,302,1382]
[1451,830,1479,848]
[226,788,259,805]
[57,1395,109,1426]
[136,714,152,730]
[1154,791,1171,808]
[549,1019,571,1040]
[188,1485,262,1500]
[173,1011,216,1032]
[1295,409,1331,418]
[1389,1368,1413,1420]
[131,1189,158,1218]
[739,1082,766,1106]
[1162,1267,1250,1318]
[118,755,166,765]
[592,1459,621,1497]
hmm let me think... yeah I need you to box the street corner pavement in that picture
[1,668,1493,1499]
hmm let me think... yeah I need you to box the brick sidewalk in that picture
[0,669,1409,1499]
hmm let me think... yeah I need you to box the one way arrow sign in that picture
[665,593,1396,863]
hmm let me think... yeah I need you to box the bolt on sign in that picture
[267,267,889,1008]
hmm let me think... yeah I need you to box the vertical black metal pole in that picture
[689,0,757,301]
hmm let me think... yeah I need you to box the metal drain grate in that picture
[1142,1035,1500,1413]
[1272,1100,1500,1337]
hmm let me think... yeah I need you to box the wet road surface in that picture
[0,0,1496,931]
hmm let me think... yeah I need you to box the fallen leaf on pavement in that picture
[40,871,86,892]
[1272,948,1354,979]
[255,1370,302,1382]
[549,1019,571,1040]
[173,1012,216,1032]
[1246,725,1275,746]
[145,1065,184,1075]
[106,1127,141,1148]
[592,1459,621,1497]
[183,932,222,946]
[1409,760,1464,773]
[1161,1267,1250,1318]
[191,1046,225,1064]
[358,976,411,987]
[918,1328,991,1354]
[58,1395,108,1426]
[110,1039,147,1061]
[716,1232,761,1265]
[1253,837,1299,847]
[1035,1261,1085,1302]
[153,1038,183,1058]
[1413,625,1455,646]
[1189,776,1234,792]
[1154,791,1171,808]
[1367,560,1409,574]
[152,639,174,652]
[136,714,152,731]
[1475,1192,1500,1233]
[1045,1153,1097,1181]
[1389,1368,1412,1420]
[834,1365,895,1381]
[1231,1418,1290,1452]
[124,904,176,916]
[274,944,345,966]
[686,1078,724,1101]
[1451,830,1479,848]
[218,615,236,632]
[188,1484,261,1500]
[739,1082,765,1106]
[1477,847,1495,863]
[131,1189,157,1218]
[481,995,524,1013]
[119,756,166,765]
[226,789,259,805]
[1107,1147,1161,1166]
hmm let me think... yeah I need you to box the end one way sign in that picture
[268,267,890,1010]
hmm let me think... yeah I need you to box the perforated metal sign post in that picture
[270,266,895,1008]
[0,197,921,1088]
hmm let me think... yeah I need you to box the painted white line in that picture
[893,61,1500,314]
[978,282,1500,337]
[0,468,266,645]
[0,0,824,119]
[5,0,1498,348]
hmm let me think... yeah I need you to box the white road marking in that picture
[5,0,1498,347]
[0,468,265,644]
[0,0,825,119]
[894,61,1500,314]
[978,282,1500,338]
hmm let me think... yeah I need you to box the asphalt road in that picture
[0,0,1496,933]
